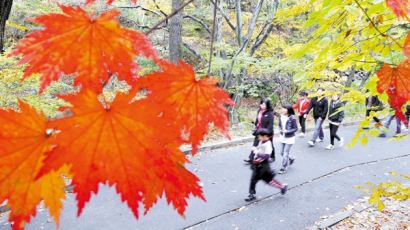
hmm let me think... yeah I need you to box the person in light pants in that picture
[278,105,298,174]
[304,88,328,147]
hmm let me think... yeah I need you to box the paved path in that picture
[1,125,409,230]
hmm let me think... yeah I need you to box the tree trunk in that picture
[0,0,13,53]
[168,0,183,63]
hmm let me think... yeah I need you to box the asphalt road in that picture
[1,124,409,230]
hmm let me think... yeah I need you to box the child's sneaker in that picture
[339,137,344,147]
[378,133,386,138]
[280,184,288,195]
[299,132,305,138]
[325,144,334,150]
[244,194,256,202]
[308,141,315,147]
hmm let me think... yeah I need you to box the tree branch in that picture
[183,15,211,34]
[353,0,402,48]
[146,0,195,35]
[210,0,236,32]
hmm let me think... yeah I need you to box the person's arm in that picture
[285,117,298,134]
[338,103,345,123]
[254,110,259,126]
[267,112,274,134]
[321,99,329,119]
[292,99,299,110]
[304,97,316,115]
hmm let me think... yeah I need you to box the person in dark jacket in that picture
[244,98,275,163]
[245,128,288,202]
[278,105,298,174]
[364,95,383,129]
[304,88,328,147]
[326,94,345,150]
[404,105,410,131]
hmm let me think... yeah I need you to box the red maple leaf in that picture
[39,89,204,217]
[386,0,410,19]
[11,5,156,91]
[376,60,410,122]
[86,0,137,4]
[403,32,410,58]
[0,101,67,230]
[135,61,234,153]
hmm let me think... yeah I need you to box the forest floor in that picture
[311,197,410,229]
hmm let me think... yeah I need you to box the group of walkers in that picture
[364,95,410,137]
[243,88,410,202]
[243,88,346,201]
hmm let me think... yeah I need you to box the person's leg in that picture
[329,124,335,145]
[396,117,402,134]
[286,144,294,164]
[260,164,285,190]
[281,144,291,171]
[333,125,340,141]
[270,136,275,160]
[299,116,305,134]
[311,118,320,142]
[319,119,324,140]
[248,169,259,196]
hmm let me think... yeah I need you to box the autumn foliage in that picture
[375,0,410,123]
[1,3,233,230]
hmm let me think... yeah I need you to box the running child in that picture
[245,128,288,202]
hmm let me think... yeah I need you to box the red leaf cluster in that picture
[3,4,233,230]
[386,0,410,19]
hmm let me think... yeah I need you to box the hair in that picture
[260,98,273,111]
[299,91,308,97]
[255,128,271,136]
[317,87,325,92]
[282,105,295,116]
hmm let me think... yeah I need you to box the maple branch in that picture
[353,0,403,48]
[146,0,195,35]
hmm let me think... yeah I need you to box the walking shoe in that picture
[308,141,315,147]
[316,138,323,142]
[289,158,295,166]
[299,132,305,138]
[278,168,286,174]
[362,126,370,130]
[245,194,256,202]
[393,133,402,138]
[339,137,344,147]
[280,184,288,195]
[325,144,334,150]
[378,133,386,138]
